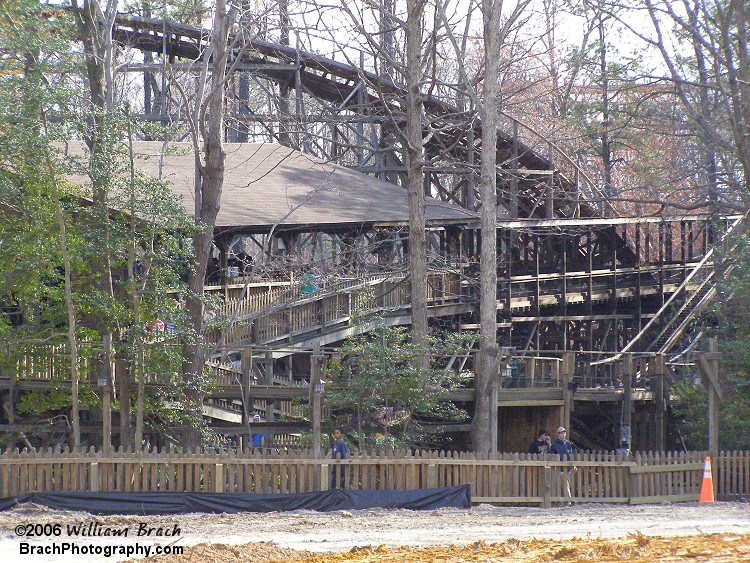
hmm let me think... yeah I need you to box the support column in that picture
[525,357,536,388]
[510,122,519,219]
[561,352,574,433]
[217,236,231,301]
[707,338,720,457]
[311,342,323,460]
[546,143,554,218]
[95,349,112,453]
[694,338,722,457]
[117,358,131,450]
[621,355,632,453]
[285,356,293,384]
[241,346,253,438]
[264,351,273,385]
[267,400,277,446]
[3,358,17,451]
[653,354,665,451]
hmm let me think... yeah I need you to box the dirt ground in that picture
[146,534,750,563]
[0,502,748,562]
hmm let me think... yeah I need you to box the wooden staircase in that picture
[601,215,745,360]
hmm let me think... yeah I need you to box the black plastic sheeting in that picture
[0,485,470,515]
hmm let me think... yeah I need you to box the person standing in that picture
[550,426,576,500]
[250,414,266,449]
[528,429,551,455]
[330,428,349,489]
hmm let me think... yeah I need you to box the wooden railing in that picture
[214,271,419,325]
[0,449,742,506]
[210,270,466,347]
[0,342,94,383]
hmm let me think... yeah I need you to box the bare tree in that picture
[626,0,750,208]
[295,0,434,353]
[432,0,533,449]
[405,0,429,355]
[181,0,236,450]
[471,0,502,454]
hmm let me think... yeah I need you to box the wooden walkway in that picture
[204,262,707,351]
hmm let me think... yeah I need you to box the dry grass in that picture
[143,533,750,562]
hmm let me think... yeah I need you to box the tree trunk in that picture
[278,0,292,147]
[598,12,613,198]
[405,0,428,360]
[71,0,120,449]
[182,0,234,450]
[125,114,144,449]
[471,0,501,454]
[43,131,81,448]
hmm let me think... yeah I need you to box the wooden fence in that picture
[0,449,745,506]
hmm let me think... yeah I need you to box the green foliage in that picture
[672,378,750,452]
[0,2,203,447]
[670,380,707,450]
[17,384,98,417]
[324,326,473,450]
[672,233,750,451]
[709,236,750,451]
[0,4,80,337]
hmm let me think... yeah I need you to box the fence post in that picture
[215,464,224,493]
[427,463,438,489]
[542,465,551,508]
[1,461,8,498]
[628,461,638,504]
[89,462,99,493]
[320,463,329,491]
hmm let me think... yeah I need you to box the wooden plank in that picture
[630,463,703,474]
[149,459,157,492]
[215,463,224,493]
[35,460,44,493]
[287,452,296,494]
[252,452,261,494]
[60,453,70,493]
[89,462,99,493]
[697,353,723,400]
[472,496,546,504]
[630,493,700,504]
[125,456,134,493]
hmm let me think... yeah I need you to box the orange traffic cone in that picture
[699,456,715,503]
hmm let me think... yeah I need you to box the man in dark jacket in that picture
[550,426,573,460]
[550,426,576,500]
[528,429,551,455]
[330,428,350,489]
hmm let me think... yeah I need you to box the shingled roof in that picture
[63,141,477,232]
